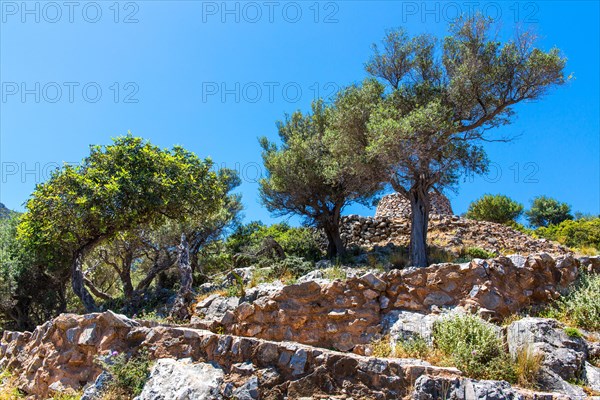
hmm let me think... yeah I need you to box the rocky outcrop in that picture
[375,192,453,219]
[506,318,596,398]
[0,311,462,399]
[339,214,569,255]
[221,253,586,351]
[137,358,224,400]
[411,375,573,400]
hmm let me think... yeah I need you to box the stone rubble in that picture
[339,214,569,255]
[375,192,454,219]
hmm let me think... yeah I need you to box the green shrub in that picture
[535,218,600,251]
[525,196,573,228]
[433,314,516,382]
[463,247,496,260]
[96,350,152,397]
[227,222,323,262]
[541,273,600,331]
[270,256,313,279]
[323,264,347,281]
[465,194,524,224]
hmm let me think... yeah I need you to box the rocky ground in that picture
[339,214,569,256]
[0,251,599,399]
[0,214,598,399]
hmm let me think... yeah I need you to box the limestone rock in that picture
[382,310,439,344]
[137,358,224,400]
[190,296,239,328]
[585,362,600,392]
[80,371,111,400]
[507,318,587,381]
[507,317,589,396]
[232,376,259,400]
[412,375,524,400]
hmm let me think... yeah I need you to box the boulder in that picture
[585,362,600,392]
[136,358,224,400]
[412,375,524,400]
[80,371,111,400]
[231,376,259,400]
[382,310,439,344]
[506,317,588,396]
[191,296,239,327]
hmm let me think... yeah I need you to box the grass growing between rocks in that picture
[539,272,600,332]
[371,314,543,389]
[432,314,517,382]
[0,369,23,400]
[514,346,544,389]
[0,370,82,400]
[95,350,152,399]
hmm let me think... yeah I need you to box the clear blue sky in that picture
[1,1,599,224]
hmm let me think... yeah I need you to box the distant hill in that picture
[0,203,14,219]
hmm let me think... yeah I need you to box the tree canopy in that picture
[18,135,233,312]
[259,82,387,257]
[364,15,568,266]
[466,194,524,224]
[526,195,573,227]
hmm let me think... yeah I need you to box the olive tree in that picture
[18,136,229,312]
[365,15,568,266]
[260,82,387,257]
[84,169,242,305]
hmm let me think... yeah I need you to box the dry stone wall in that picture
[0,311,459,399]
[375,192,454,219]
[220,253,599,351]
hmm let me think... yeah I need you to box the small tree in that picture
[526,195,573,227]
[365,15,568,267]
[536,217,600,250]
[260,83,386,257]
[466,194,524,224]
[18,136,228,312]
[0,214,68,330]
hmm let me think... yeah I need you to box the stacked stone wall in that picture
[375,192,453,219]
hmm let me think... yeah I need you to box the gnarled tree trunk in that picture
[408,188,430,268]
[323,223,345,258]
[72,248,99,312]
[170,233,194,321]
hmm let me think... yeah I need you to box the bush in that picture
[394,335,431,359]
[525,196,573,228]
[0,369,25,399]
[540,273,600,331]
[270,256,313,279]
[96,350,152,397]
[535,217,600,252]
[227,222,323,261]
[432,314,516,382]
[371,336,393,358]
[465,194,524,224]
[463,247,496,260]
[371,315,543,388]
